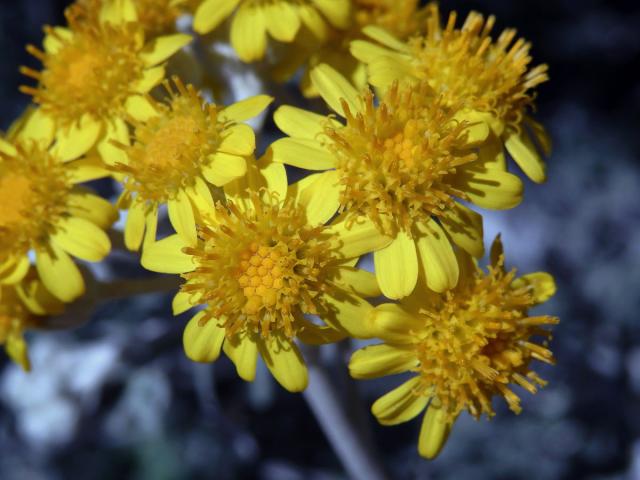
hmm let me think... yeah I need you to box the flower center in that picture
[181,196,334,339]
[0,146,71,257]
[117,83,225,202]
[324,82,476,236]
[408,10,548,130]
[411,261,557,422]
[25,23,145,126]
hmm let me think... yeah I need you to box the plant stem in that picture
[303,346,389,480]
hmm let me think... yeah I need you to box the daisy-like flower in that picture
[351,3,551,182]
[0,110,117,302]
[1,272,64,371]
[296,0,432,96]
[112,77,272,250]
[19,0,192,165]
[193,0,350,62]
[350,236,558,458]
[69,0,193,38]
[140,156,391,392]
[272,65,523,299]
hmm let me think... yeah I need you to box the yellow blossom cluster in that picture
[0,0,558,462]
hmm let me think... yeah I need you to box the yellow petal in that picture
[259,336,308,392]
[369,303,423,344]
[512,272,556,303]
[203,152,247,186]
[141,234,194,274]
[477,135,506,170]
[67,155,112,183]
[439,202,484,258]
[312,0,350,29]
[36,244,85,302]
[327,266,381,298]
[140,33,192,67]
[43,27,73,54]
[97,117,129,165]
[270,137,335,170]
[291,170,340,225]
[124,199,147,251]
[525,116,552,156]
[310,63,360,117]
[51,115,102,162]
[327,216,392,260]
[124,95,158,122]
[350,344,417,379]
[374,231,418,299]
[418,404,452,459]
[372,377,429,426]
[223,333,258,381]
[172,290,201,315]
[53,217,111,262]
[16,272,65,315]
[456,168,523,210]
[0,256,30,285]
[193,0,240,34]
[320,289,374,339]
[218,124,255,156]
[505,129,546,183]
[168,190,197,246]
[297,320,346,345]
[350,39,393,64]
[6,334,30,371]
[230,4,267,62]
[367,55,414,91]
[0,138,16,156]
[221,95,273,122]
[186,176,215,216]
[223,154,287,209]
[264,2,300,42]
[415,219,459,293]
[273,105,333,139]
[15,108,55,148]
[361,25,410,52]
[183,311,226,362]
[99,0,137,25]
[298,4,328,39]
[133,65,165,94]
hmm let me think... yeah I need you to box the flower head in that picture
[141,156,391,391]
[351,3,551,182]
[350,236,558,458]
[20,0,191,163]
[193,0,350,62]
[113,77,272,250]
[273,64,523,299]
[0,110,117,302]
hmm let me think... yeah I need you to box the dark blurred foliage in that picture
[1,1,639,479]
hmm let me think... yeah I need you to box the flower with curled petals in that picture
[351,2,551,182]
[141,155,391,392]
[272,64,524,300]
[0,109,117,302]
[112,77,272,250]
[193,0,350,62]
[19,0,192,165]
[349,236,558,459]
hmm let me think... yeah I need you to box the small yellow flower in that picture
[351,2,551,182]
[70,0,192,37]
[272,64,523,299]
[349,236,558,459]
[0,110,117,302]
[141,156,391,391]
[20,0,192,164]
[1,273,64,371]
[113,78,272,250]
[193,0,351,62]
[297,0,432,96]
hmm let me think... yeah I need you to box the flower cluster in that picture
[0,0,558,462]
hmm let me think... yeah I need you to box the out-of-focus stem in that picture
[303,346,390,480]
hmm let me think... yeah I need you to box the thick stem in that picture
[303,346,389,480]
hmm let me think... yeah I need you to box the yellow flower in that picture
[1,273,64,371]
[113,78,272,250]
[140,156,391,392]
[193,0,350,62]
[69,0,193,37]
[19,0,192,164]
[296,0,432,96]
[0,109,117,302]
[349,236,558,459]
[272,64,523,299]
[351,3,551,182]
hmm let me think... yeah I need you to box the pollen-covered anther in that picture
[325,81,477,235]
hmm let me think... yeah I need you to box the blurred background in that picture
[1,0,639,479]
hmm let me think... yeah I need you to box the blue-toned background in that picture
[1,1,639,479]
